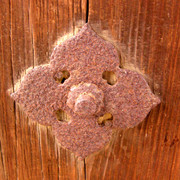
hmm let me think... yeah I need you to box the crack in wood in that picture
[86,0,89,23]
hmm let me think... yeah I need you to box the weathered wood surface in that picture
[86,0,180,180]
[0,0,179,180]
[0,0,86,179]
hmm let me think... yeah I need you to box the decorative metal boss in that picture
[11,24,160,158]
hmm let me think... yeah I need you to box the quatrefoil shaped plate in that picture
[11,24,160,158]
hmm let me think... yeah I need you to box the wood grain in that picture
[86,0,180,179]
[0,0,86,179]
[0,0,179,180]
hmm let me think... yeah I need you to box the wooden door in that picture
[0,0,179,179]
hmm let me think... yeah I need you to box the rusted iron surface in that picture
[11,24,160,158]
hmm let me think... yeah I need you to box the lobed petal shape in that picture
[103,68,160,128]
[11,23,160,158]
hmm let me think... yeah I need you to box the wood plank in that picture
[87,0,180,179]
[0,0,17,179]
[0,0,87,179]
[1,0,179,179]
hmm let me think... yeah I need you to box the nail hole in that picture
[97,113,113,126]
[55,109,71,123]
[102,71,117,85]
[54,70,70,84]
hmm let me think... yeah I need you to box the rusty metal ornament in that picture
[11,24,160,159]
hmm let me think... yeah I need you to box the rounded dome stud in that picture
[67,83,104,116]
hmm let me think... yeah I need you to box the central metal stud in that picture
[67,83,104,116]
[74,93,97,115]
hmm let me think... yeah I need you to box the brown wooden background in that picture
[0,0,179,179]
